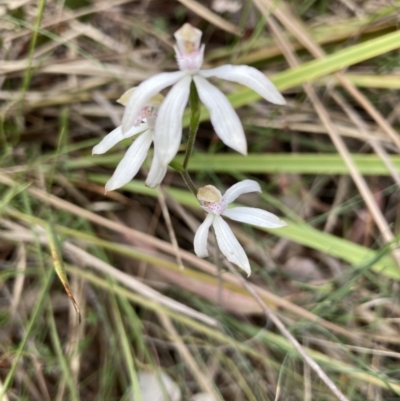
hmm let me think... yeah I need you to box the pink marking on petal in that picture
[175,45,204,72]
[133,105,158,127]
[202,199,227,215]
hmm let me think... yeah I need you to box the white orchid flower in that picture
[122,23,285,171]
[194,180,286,275]
[92,89,167,191]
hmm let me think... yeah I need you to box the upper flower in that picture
[194,180,287,275]
[121,23,285,179]
[92,89,167,191]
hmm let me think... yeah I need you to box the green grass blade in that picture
[0,269,54,399]
[48,309,81,401]
[46,223,81,322]
[111,294,142,401]
[74,153,400,176]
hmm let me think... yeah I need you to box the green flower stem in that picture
[169,160,198,198]
[183,81,201,170]
[180,170,198,198]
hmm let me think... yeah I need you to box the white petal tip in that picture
[92,146,102,155]
[105,181,118,192]
[240,264,251,276]
[233,144,247,155]
[265,219,287,229]
[273,95,286,105]
[145,161,168,188]
[145,182,159,189]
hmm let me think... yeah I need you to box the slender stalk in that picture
[225,261,350,401]
[169,160,198,197]
[170,82,201,199]
[180,170,198,198]
[183,81,201,170]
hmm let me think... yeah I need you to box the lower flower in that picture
[194,180,287,275]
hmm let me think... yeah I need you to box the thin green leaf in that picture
[46,222,81,323]
[70,153,400,176]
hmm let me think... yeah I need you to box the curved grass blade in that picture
[46,222,81,323]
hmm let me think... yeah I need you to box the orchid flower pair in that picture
[93,23,284,189]
[93,23,287,274]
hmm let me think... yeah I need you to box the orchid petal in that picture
[145,155,168,188]
[199,65,285,105]
[92,124,148,155]
[222,207,287,229]
[213,216,251,275]
[222,180,261,204]
[154,75,191,165]
[118,88,165,109]
[105,130,153,191]
[194,213,214,258]
[193,75,247,155]
[121,71,185,133]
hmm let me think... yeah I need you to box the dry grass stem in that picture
[158,313,221,400]
[224,261,350,401]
